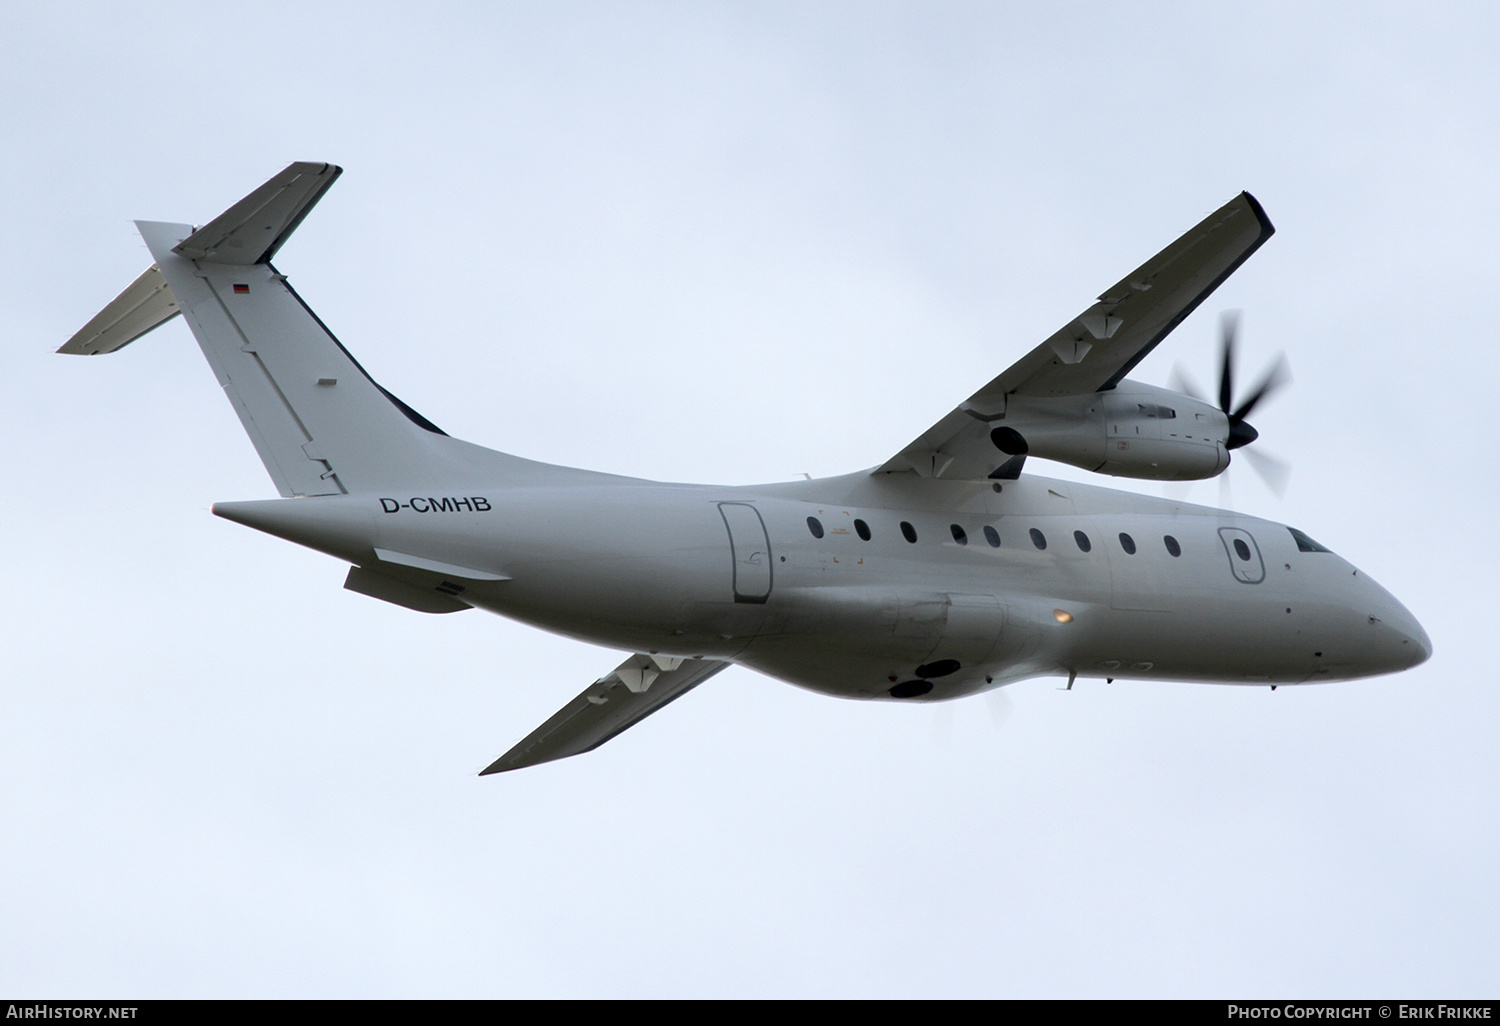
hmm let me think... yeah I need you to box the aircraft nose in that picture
[1405,617,1433,669]
[1370,596,1431,671]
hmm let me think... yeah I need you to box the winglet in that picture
[172,162,342,265]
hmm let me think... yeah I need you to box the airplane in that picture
[61,162,1431,774]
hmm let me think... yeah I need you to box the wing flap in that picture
[878,192,1273,479]
[481,655,730,774]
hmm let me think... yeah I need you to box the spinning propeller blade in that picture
[1215,311,1291,452]
[1174,312,1294,503]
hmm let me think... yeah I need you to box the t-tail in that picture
[60,162,582,496]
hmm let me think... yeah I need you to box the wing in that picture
[878,192,1273,479]
[480,655,730,774]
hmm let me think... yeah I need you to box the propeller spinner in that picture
[1172,312,1292,494]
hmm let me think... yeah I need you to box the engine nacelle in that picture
[995,380,1230,481]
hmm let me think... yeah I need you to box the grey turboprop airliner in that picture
[62,163,1430,774]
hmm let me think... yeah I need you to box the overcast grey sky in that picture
[2,1,1496,997]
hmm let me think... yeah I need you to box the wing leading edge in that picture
[879,192,1273,480]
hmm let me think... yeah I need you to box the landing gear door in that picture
[1218,527,1265,584]
[719,503,773,604]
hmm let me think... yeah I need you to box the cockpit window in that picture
[1289,527,1333,553]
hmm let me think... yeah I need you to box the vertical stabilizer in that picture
[140,219,450,496]
[124,162,466,497]
[64,162,603,498]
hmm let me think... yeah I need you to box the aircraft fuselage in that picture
[67,166,1431,769]
[214,467,1430,701]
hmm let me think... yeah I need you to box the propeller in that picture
[929,686,1015,745]
[1171,311,1293,497]
[1218,311,1291,452]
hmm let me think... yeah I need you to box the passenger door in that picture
[1217,527,1265,584]
[719,503,773,603]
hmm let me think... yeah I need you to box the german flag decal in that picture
[232,283,249,294]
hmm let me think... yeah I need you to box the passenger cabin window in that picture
[1233,538,1252,561]
[1119,532,1136,555]
[1030,528,1047,551]
[1164,535,1182,557]
[1289,527,1333,553]
[950,524,968,545]
[1074,530,1091,553]
[806,516,824,539]
[854,518,871,541]
[900,521,918,544]
[983,525,1001,548]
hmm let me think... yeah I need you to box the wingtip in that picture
[1239,191,1275,238]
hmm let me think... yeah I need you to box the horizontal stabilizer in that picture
[481,655,730,774]
[343,565,471,614]
[172,161,341,265]
[58,264,180,355]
